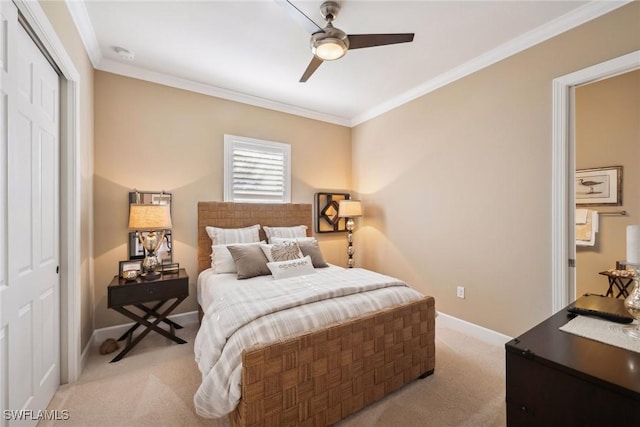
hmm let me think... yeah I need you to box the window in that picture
[224,134,291,203]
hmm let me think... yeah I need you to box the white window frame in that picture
[224,134,291,203]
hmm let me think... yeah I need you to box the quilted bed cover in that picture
[193,267,423,418]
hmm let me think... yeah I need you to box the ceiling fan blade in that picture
[348,33,415,50]
[274,0,324,35]
[300,56,324,82]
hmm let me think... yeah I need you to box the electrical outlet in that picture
[456,286,465,299]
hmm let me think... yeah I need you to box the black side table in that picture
[599,270,635,298]
[107,268,189,362]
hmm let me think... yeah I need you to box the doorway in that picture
[551,50,640,313]
[574,71,640,298]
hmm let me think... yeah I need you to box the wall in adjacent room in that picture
[93,71,351,328]
[351,2,640,337]
[575,69,640,296]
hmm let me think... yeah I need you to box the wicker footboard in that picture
[230,296,436,427]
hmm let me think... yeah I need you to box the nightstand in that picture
[107,268,189,362]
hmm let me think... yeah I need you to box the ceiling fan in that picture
[276,0,415,82]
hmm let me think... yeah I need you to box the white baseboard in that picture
[436,311,512,347]
[80,338,91,374]
[81,310,200,361]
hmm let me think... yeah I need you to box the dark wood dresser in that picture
[505,304,640,426]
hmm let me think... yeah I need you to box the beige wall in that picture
[40,0,640,342]
[93,71,351,328]
[39,0,95,350]
[576,69,640,296]
[352,2,640,337]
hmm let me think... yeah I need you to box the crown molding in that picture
[65,0,631,128]
[65,0,349,125]
[350,0,632,126]
[65,0,102,67]
[96,58,351,126]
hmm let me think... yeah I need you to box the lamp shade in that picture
[128,204,172,231]
[338,200,363,218]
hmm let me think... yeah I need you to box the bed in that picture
[195,201,435,426]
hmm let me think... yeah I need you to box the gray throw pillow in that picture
[227,244,271,279]
[297,240,329,268]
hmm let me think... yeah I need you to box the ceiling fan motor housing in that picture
[311,24,349,60]
[320,1,341,22]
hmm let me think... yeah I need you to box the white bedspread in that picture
[193,267,423,418]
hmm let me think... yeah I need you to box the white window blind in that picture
[224,135,291,203]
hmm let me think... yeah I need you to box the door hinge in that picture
[569,259,576,268]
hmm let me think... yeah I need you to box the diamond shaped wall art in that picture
[315,192,351,233]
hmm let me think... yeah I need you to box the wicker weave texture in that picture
[231,297,436,427]
[196,202,436,426]
[197,202,312,273]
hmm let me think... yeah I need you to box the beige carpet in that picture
[40,321,506,427]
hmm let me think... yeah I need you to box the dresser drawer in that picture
[108,276,188,307]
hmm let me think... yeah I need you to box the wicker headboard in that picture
[197,202,313,274]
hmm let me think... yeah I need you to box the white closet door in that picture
[0,1,61,425]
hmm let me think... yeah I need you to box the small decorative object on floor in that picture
[99,338,119,355]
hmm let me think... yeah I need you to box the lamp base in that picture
[141,271,160,281]
[141,251,160,281]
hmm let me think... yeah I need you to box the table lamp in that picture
[338,200,363,268]
[128,203,172,280]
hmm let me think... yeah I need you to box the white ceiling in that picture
[68,1,627,126]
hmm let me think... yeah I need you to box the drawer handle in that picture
[147,289,155,294]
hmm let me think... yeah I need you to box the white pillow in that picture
[206,224,260,245]
[263,225,307,243]
[211,241,264,273]
[270,236,315,244]
[267,255,316,280]
[260,241,303,263]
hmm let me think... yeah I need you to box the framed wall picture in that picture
[315,192,351,233]
[128,191,173,263]
[576,166,622,206]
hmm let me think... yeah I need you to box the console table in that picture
[107,268,189,362]
[505,303,640,425]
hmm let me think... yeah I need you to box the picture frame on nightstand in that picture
[119,260,142,278]
[160,262,180,273]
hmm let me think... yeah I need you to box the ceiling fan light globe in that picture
[313,38,347,61]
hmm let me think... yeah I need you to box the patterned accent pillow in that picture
[269,238,328,268]
[267,256,316,280]
[263,225,307,243]
[260,242,303,263]
[206,224,260,245]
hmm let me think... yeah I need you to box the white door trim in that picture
[551,50,640,313]
[14,0,82,383]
